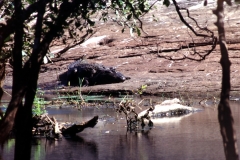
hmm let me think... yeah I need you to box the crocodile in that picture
[59,60,129,86]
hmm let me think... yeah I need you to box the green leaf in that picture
[75,21,80,28]
[26,0,36,4]
[87,19,95,26]
[136,27,141,36]
[130,27,134,37]
[115,10,119,18]
[127,14,132,20]
[153,14,159,22]
[163,0,170,7]
[4,36,11,42]
[141,85,147,89]
[22,50,27,56]
[117,0,124,7]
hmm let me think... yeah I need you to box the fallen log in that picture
[61,116,98,136]
[32,114,98,139]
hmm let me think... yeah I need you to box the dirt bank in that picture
[3,2,240,100]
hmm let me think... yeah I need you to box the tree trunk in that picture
[11,0,33,159]
[0,0,92,159]
[0,60,5,101]
[213,0,238,159]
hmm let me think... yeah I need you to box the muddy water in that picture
[2,101,240,160]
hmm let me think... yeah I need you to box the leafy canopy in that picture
[0,0,170,63]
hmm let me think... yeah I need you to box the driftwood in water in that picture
[61,116,98,136]
[32,114,98,139]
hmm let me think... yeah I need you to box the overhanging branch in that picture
[156,0,217,61]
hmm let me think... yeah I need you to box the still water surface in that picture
[2,101,240,160]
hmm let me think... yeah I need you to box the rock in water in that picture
[59,60,130,86]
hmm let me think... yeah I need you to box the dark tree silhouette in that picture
[0,0,238,160]
[0,0,152,159]
[171,0,239,159]
[0,60,4,100]
[213,0,238,159]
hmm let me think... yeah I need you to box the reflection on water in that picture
[2,101,240,160]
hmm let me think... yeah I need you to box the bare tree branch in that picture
[156,0,217,61]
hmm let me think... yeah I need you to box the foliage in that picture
[136,84,147,95]
[32,98,46,116]
[163,0,170,7]
[0,0,168,159]
[0,0,169,62]
[32,90,46,115]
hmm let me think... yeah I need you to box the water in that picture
[2,101,240,160]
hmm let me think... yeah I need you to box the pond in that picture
[1,100,240,160]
